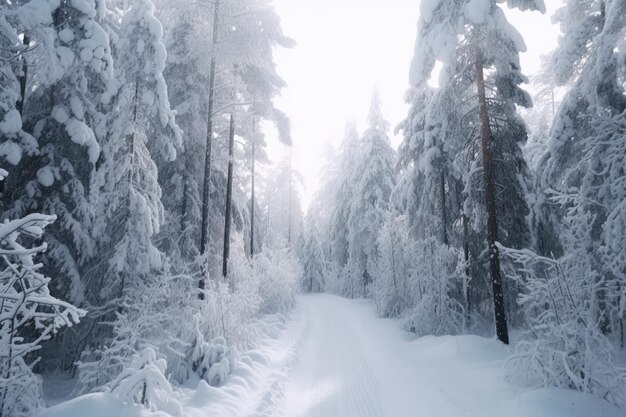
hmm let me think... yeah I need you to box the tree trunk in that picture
[16,35,29,117]
[439,166,448,245]
[250,117,256,258]
[199,0,221,299]
[222,115,235,279]
[181,173,189,233]
[287,147,293,249]
[462,213,471,327]
[475,49,509,345]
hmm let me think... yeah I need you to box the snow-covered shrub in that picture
[0,214,85,417]
[254,246,299,313]
[217,236,298,342]
[77,269,193,393]
[109,347,181,415]
[401,238,464,336]
[186,329,236,387]
[217,240,263,345]
[502,222,626,406]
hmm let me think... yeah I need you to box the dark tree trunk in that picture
[439,167,448,245]
[16,35,30,117]
[199,0,221,298]
[222,115,235,279]
[462,213,471,325]
[475,50,509,345]
[181,166,188,233]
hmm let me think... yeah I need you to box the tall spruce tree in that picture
[346,92,396,297]
[90,0,180,317]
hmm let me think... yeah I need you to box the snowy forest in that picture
[1,0,626,416]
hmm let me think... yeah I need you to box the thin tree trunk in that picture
[16,35,29,116]
[462,213,471,327]
[199,0,221,299]
[266,176,271,234]
[440,166,448,245]
[475,49,509,345]
[222,115,235,279]
[250,117,256,258]
[181,171,188,233]
[181,140,189,234]
[287,147,293,249]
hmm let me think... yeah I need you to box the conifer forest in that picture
[1,0,626,416]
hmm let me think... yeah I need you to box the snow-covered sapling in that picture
[109,346,181,415]
[0,213,85,417]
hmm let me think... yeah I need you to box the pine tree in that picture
[346,91,396,297]
[157,1,207,262]
[90,0,180,324]
[0,12,37,171]
[3,0,114,310]
[328,122,360,270]
[408,0,544,343]
[299,215,326,293]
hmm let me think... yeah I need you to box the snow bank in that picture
[37,311,302,417]
[36,393,161,417]
[404,333,624,417]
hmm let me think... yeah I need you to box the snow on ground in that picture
[37,294,625,417]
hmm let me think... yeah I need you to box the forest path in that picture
[281,294,475,417]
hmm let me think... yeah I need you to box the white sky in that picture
[264,0,563,210]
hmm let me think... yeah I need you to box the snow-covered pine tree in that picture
[266,153,303,248]
[299,215,326,293]
[395,85,465,246]
[407,0,543,342]
[157,0,208,263]
[327,122,360,273]
[522,71,563,258]
[3,0,113,314]
[0,0,116,372]
[0,12,37,172]
[384,89,469,328]
[346,91,396,298]
[92,0,180,295]
[374,214,411,317]
[81,0,181,383]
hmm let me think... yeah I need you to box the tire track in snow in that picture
[280,294,473,417]
[281,295,387,417]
